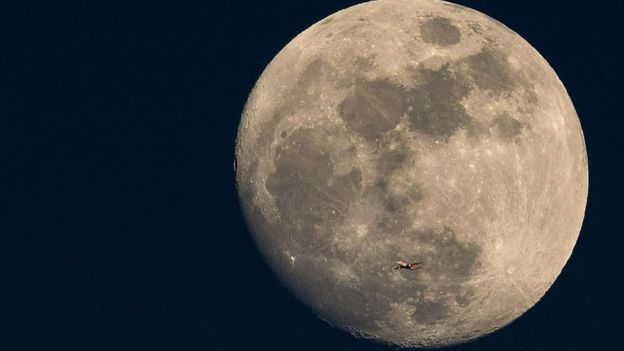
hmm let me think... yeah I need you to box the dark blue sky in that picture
[3,0,622,350]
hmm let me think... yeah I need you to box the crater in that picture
[420,17,461,46]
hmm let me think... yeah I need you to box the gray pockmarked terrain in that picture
[235,0,588,347]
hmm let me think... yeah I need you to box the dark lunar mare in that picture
[420,17,462,46]
[337,49,533,144]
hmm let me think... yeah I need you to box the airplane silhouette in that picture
[393,260,424,271]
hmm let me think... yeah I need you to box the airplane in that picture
[393,260,424,271]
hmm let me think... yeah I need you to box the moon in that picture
[235,0,588,348]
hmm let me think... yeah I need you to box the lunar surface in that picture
[235,0,588,348]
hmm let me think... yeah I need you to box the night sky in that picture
[3,1,623,350]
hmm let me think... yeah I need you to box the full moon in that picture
[235,0,588,348]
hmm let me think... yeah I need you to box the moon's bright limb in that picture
[235,0,588,348]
